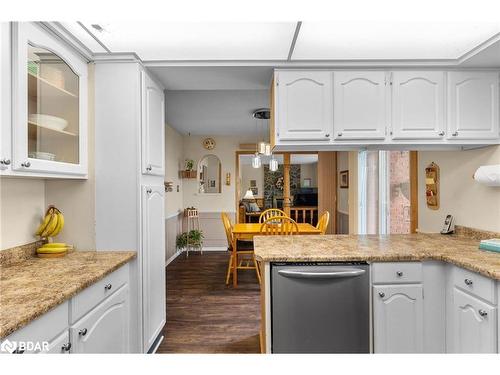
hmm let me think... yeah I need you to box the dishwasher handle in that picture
[277,268,366,279]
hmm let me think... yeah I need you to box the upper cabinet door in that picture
[447,72,499,140]
[12,22,88,176]
[333,71,387,140]
[276,71,333,141]
[141,71,165,176]
[391,72,445,140]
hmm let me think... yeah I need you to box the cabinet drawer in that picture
[70,264,128,324]
[1,301,68,353]
[452,266,496,304]
[372,262,422,284]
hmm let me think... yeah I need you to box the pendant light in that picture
[264,143,272,156]
[257,141,267,154]
[252,152,262,169]
[269,155,279,172]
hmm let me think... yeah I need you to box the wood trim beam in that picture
[318,151,337,234]
[410,151,419,233]
[283,153,291,216]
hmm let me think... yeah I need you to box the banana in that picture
[35,207,54,236]
[40,210,58,238]
[40,243,67,248]
[37,247,69,254]
[49,210,65,237]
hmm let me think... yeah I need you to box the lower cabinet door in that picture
[70,285,130,353]
[43,330,71,354]
[452,288,497,353]
[142,185,166,351]
[373,285,424,353]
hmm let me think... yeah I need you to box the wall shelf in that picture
[179,170,197,179]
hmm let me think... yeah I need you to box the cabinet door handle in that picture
[452,131,458,137]
[0,158,11,165]
[478,309,488,317]
[396,271,403,277]
[464,278,473,286]
[146,188,153,194]
[438,131,445,136]
[337,132,343,137]
[12,347,25,354]
[104,283,112,290]
[61,342,72,352]
[79,328,88,336]
[21,161,31,168]
[146,165,152,171]
[325,134,330,138]
[378,292,385,298]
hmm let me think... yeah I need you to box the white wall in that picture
[0,178,46,249]
[337,152,349,214]
[300,163,318,187]
[418,145,500,233]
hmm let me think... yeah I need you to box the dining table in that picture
[230,222,322,287]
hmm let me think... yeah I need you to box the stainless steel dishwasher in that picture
[271,262,370,353]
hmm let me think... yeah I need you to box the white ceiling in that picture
[149,66,273,90]
[73,21,500,62]
[293,22,500,60]
[165,89,269,136]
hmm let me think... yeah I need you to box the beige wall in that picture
[418,145,500,233]
[0,178,46,249]
[300,163,318,187]
[182,134,253,213]
[337,152,349,214]
[240,164,264,198]
[348,151,358,234]
[165,125,184,217]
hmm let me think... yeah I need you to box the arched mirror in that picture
[198,155,222,194]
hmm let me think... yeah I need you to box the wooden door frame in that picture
[410,151,419,233]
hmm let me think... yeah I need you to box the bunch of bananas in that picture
[35,206,65,239]
[37,242,70,256]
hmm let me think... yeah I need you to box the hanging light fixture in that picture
[252,152,262,169]
[269,155,279,172]
[253,108,271,154]
[264,143,272,156]
[257,141,267,154]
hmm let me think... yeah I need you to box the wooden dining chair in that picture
[259,215,299,235]
[316,211,330,235]
[259,208,287,223]
[221,212,260,285]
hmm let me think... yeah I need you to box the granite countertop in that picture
[253,233,500,280]
[0,250,136,339]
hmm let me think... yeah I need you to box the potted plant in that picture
[176,232,188,251]
[188,229,204,247]
[185,159,194,171]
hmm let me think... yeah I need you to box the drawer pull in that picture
[61,342,72,352]
[104,283,112,290]
[478,309,488,317]
[396,271,403,277]
[12,347,25,354]
[79,328,88,336]
[378,292,385,298]
[464,278,473,286]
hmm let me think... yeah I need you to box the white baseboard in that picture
[201,246,227,251]
[166,250,183,266]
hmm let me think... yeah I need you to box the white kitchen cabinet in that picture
[141,71,165,176]
[391,71,445,140]
[275,71,333,141]
[9,22,88,177]
[373,284,424,353]
[333,71,386,140]
[43,330,71,354]
[447,72,499,140]
[451,287,497,353]
[142,185,166,351]
[70,285,130,354]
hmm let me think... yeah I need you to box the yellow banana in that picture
[40,210,58,238]
[40,243,67,248]
[35,207,54,236]
[37,247,69,254]
[49,211,65,237]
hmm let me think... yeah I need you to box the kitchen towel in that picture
[473,164,500,187]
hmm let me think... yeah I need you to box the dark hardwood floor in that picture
[157,251,261,353]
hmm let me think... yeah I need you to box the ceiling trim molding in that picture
[287,21,302,61]
[92,52,143,64]
[76,21,112,53]
[457,32,500,64]
[38,22,94,61]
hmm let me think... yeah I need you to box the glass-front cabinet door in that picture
[12,23,88,176]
